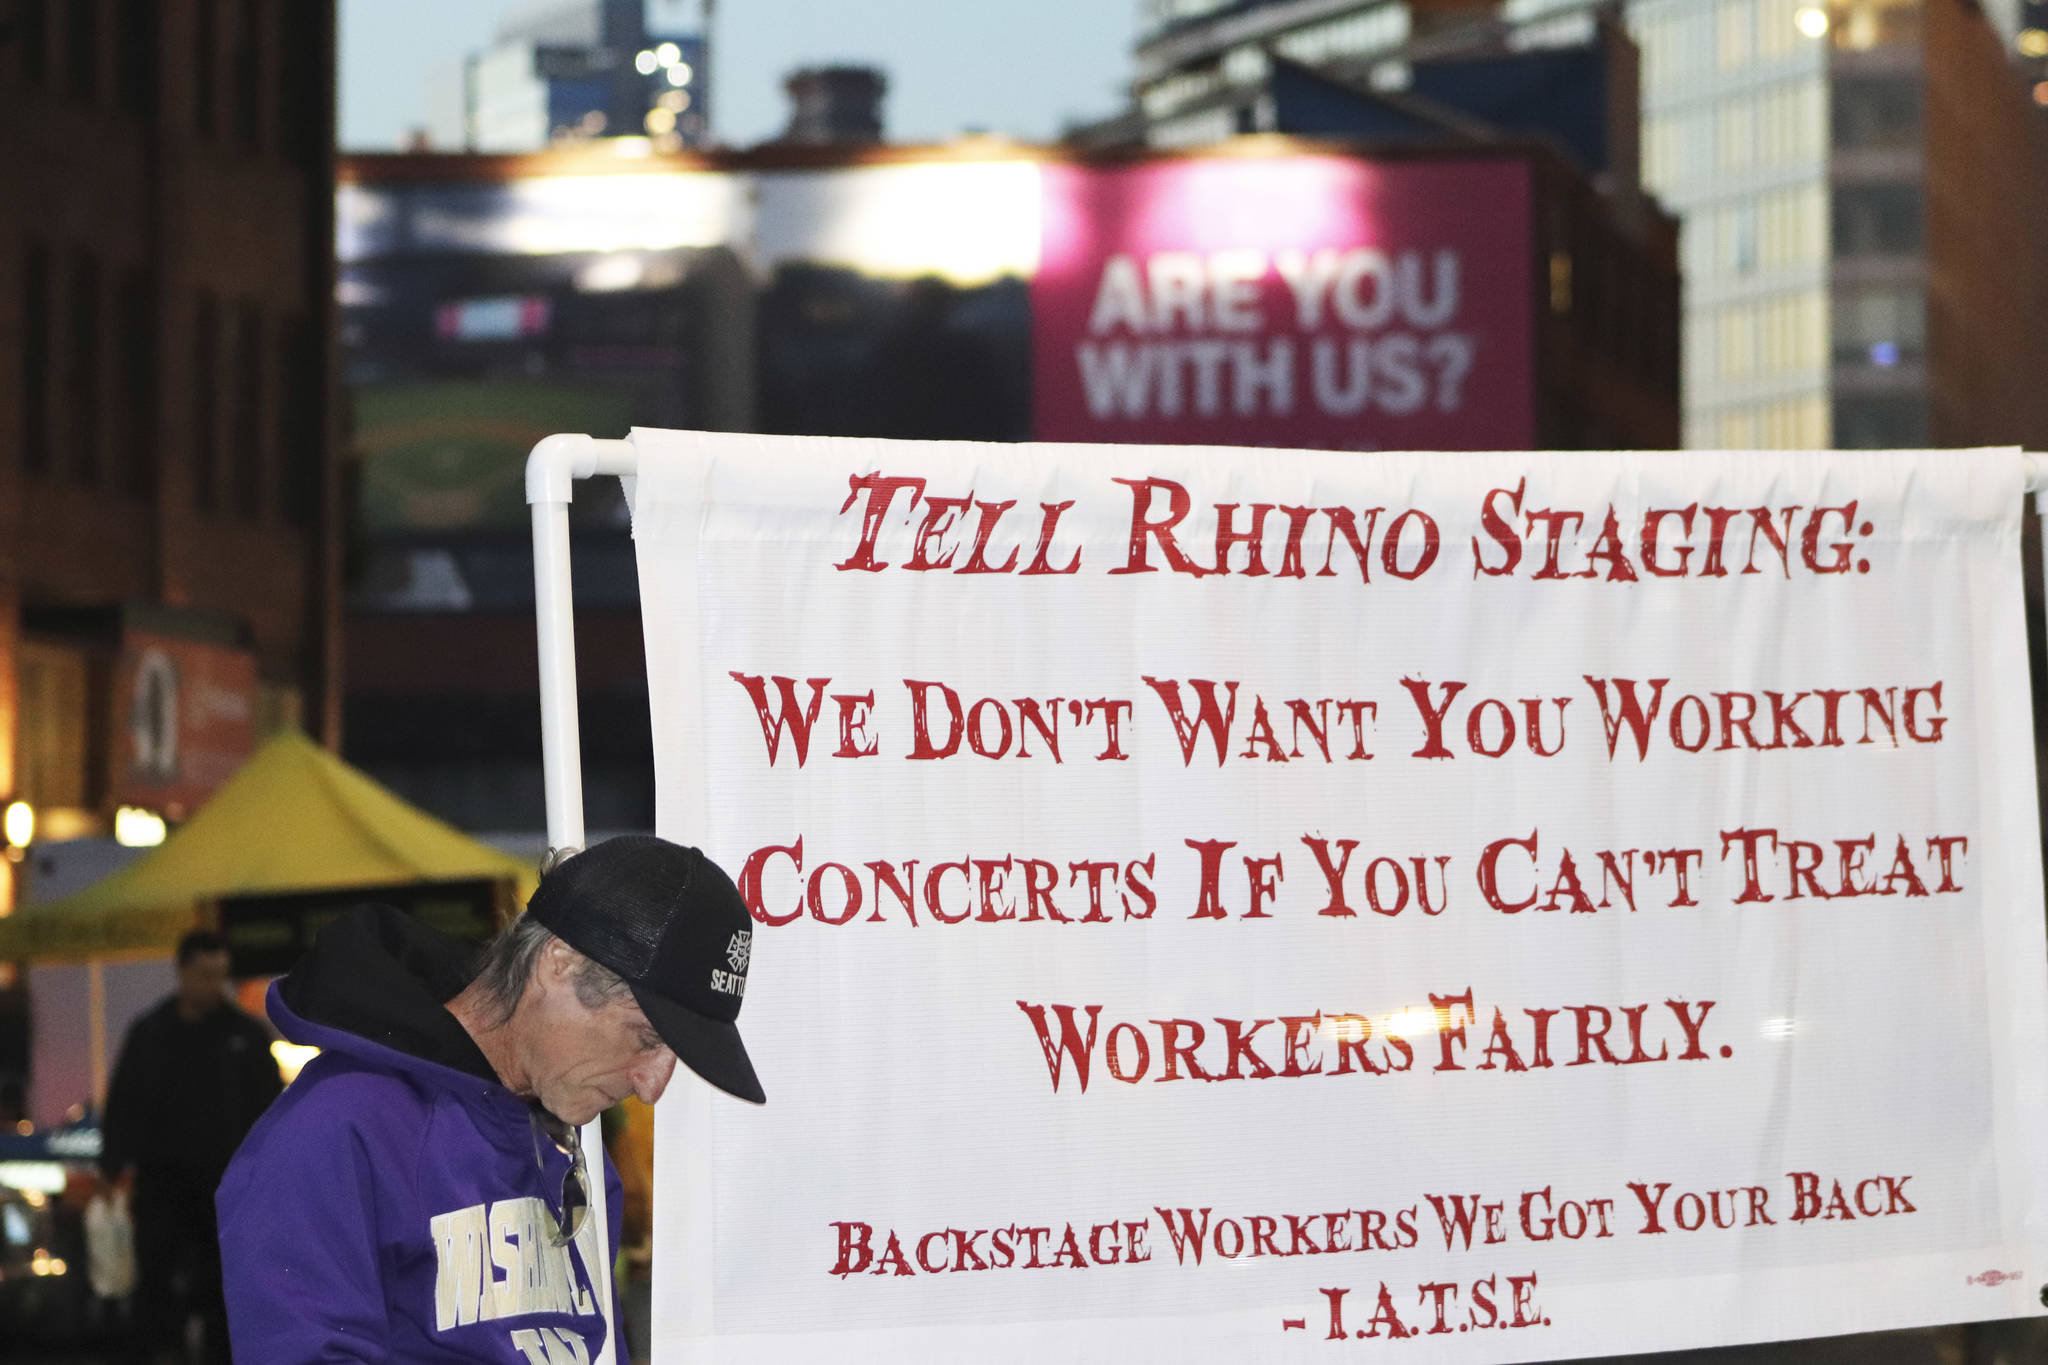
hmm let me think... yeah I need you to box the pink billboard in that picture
[1033,154,1533,450]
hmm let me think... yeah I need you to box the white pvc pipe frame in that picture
[526,434,2048,1358]
[527,433,637,1365]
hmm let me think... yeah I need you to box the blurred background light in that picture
[0,1162,67,1196]
[271,1041,321,1084]
[2,802,33,848]
[112,807,168,848]
[1385,1006,1441,1039]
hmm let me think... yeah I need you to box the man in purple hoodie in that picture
[217,836,764,1363]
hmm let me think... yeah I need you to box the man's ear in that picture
[536,936,580,992]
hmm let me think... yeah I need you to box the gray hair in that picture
[470,912,633,1026]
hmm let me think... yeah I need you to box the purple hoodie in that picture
[217,906,626,1363]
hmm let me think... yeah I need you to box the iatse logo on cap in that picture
[710,929,750,997]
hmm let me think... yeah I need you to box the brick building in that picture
[0,0,342,915]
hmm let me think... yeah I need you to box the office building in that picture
[431,0,712,151]
[1102,0,2048,449]
[1631,0,2048,447]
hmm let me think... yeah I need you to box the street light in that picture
[3,801,33,848]
[113,807,166,848]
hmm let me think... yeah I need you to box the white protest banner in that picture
[629,432,2048,1363]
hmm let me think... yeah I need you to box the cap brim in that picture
[631,984,765,1104]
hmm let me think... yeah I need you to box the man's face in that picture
[520,943,679,1126]
[176,949,231,1018]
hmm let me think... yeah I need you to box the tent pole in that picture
[87,958,106,1106]
[525,432,637,1365]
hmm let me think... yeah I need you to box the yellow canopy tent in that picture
[0,729,539,962]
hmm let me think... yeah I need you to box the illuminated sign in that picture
[113,629,256,819]
[1032,155,1534,450]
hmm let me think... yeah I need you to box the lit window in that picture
[1718,99,1756,172]
[1718,0,1755,68]
[1720,407,1759,448]
[1719,304,1758,378]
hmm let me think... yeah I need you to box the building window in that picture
[1718,303,1758,378]
[1755,0,1809,60]
[231,0,262,152]
[1758,183,1826,267]
[1758,79,1824,165]
[67,252,103,487]
[1833,0,1921,53]
[1642,106,1717,195]
[277,0,323,169]
[233,303,264,519]
[194,0,218,136]
[1717,0,1755,69]
[1833,184,1922,255]
[1631,1,1716,87]
[1831,75,1921,151]
[1221,44,1269,87]
[116,0,160,123]
[194,292,219,511]
[65,0,98,100]
[17,1,48,82]
[1139,68,1222,121]
[1759,395,1828,446]
[1833,285,1923,365]
[1273,6,1409,67]
[1718,407,1759,448]
[1758,289,1825,373]
[116,268,159,499]
[21,242,52,477]
[15,642,90,810]
[1718,97,1756,173]
[1834,394,1925,447]
[1719,204,1758,275]
[1149,106,1236,148]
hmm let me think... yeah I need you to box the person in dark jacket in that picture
[217,836,765,1364]
[100,929,283,1365]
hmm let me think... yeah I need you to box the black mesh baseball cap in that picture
[525,836,764,1104]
